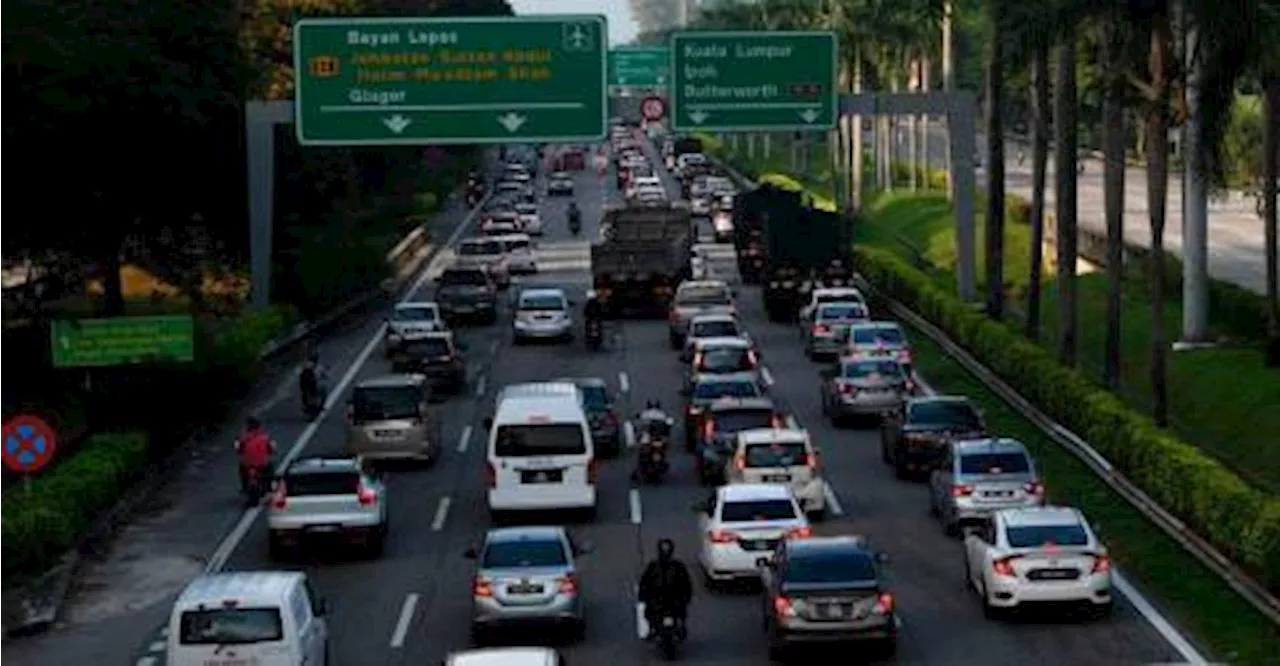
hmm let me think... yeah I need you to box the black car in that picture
[547,172,575,196]
[556,377,622,456]
[434,267,499,325]
[388,331,467,397]
[761,536,896,660]
[680,371,767,446]
[691,397,783,485]
[880,395,986,479]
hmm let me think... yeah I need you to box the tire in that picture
[367,526,386,558]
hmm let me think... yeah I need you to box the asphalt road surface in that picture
[8,135,1201,666]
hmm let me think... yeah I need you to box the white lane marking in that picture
[629,488,643,524]
[1115,572,1211,664]
[619,371,630,393]
[488,339,500,355]
[252,366,300,415]
[761,366,775,386]
[912,371,938,396]
[635,600,649,639]
[136,658,158,666]
[205,193,489,573]
[456,425,473,453]
[474,375,487,398]
[148,641,164,652]
[431,496,452,532]
[822,483,845,517]
[389,593,420,648]
[624,421,637,448]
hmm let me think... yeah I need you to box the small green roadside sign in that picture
[51,316,195,368]
[609,47,670,87]
[670,31,837,132]
[293,15,608,146]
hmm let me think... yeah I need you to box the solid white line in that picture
[1115,571,1210,664]
[431,496,452,532]
[456,425,473,453]
[488,338,500,355]
[475,375,487,398]
[204,192,490,574]
[629,488,643,524]
[822,483,844,517]
[624,421,637,448]
[136,658,158,666]
[619,371,630,393]
[389,593,420,649]
[635,600,649,639]
[761,366,775,386]
[912,371,937,396]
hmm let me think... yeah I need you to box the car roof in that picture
[906,395,972,408]
[518,288,566,299]
[737,428,808,445]
[287,456,362,475]
[690,313,738,324]
[396,301,439,311]
[497,381,580,400]
[447,648,559,666]
[484,525,568,544]
[850,321,902,332]
[785,535,874,556]
[1000,506,1085,528]
[707,397,777,412]
[816,301,864,312]
[176,571,306,608]
[692,371,759,384]
[953,437,1028,455]
[355,374,426,389]
[813,287,863,298]
[694,336,750,349]
[677,279,729,291]
[719,483,794,502]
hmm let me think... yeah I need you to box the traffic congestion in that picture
[130,124,1191,666]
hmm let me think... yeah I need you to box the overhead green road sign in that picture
[51,315,195,368]
[293,15,608,146]
[609,47,670,87]
[670,31,837,132]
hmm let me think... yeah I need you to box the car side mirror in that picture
[482,417,494,431]
[464,546,478,559]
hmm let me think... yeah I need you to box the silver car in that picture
[820,356,912,424]
[680,313,747,361]
[384,301,445,356]
[804,302,870,359]
[930,438,1046,536]
[512,288,574,343]
[466,526,591,642]
[266,456,387,559]
[843,321,914,373]
[668,280,736,348]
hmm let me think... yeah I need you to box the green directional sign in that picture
[293,16,608,146]
[670,31,837,132]
[609,47,670,87]
[51,315,195,368]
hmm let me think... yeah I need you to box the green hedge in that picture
[1,431,150,578]
[855,245,1280,589]
[199,306,292,387]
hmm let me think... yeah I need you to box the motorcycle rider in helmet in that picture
[299,349,328,413]
[638,538,693,640]
[632,400,675,478]
[567,201,582,233]
[583,289,605,337]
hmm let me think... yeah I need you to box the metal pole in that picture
[1181,25,1210,341]
[247,102,275,308]
[941,0,956,196]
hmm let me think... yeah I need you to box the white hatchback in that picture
[696,483,811,584]
[724,429,827,517]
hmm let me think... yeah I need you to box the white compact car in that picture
[384,301,445,355]
[493,233,537,275]
[798,287,868,325]
[512,288,574,343]
[963,506,1112,617]
[724,429,827,517]
[696,483,811,584]
[515,203,543,235]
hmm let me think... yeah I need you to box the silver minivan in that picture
[345,375,439,462]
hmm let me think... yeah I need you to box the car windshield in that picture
[677,285,730,305]
[351,386,420,422]
[402,337,451,357]
[852,326,905,345]
[819,304,867,320]
[817,293,859,304]
[721,499,796,522]
[908,401,981,429]
[285,471,360,496]
[692,320,739,338]
[842,359,904,379]
[482,539,568,568]
[516,204,537,214]
[520,295,566,311]
[503,239,531,252]
[179,608,283,645]
[393,306,436,322]
[699,348,754,372]
[960,452,1031,475]
[439,270,487,286]
[1005,523,1089,548]
[458,241,502,256]
[577,384,609,408]
[713,410,776,433]
[784,551,877,585]
[694,380,760,400]
[494,424,586,457]
[744,442,808,468]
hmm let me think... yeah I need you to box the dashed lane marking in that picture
[474,375,487,398]
[389,593,419,648]
[822,483,845,517]
[629,488,643,525]
[431,496,452,532]
[635,600,649,639]
[761,366,775,386]
[456,425,473,453]
[619,371,630,393]
[148,641,164,652]
[624,421,637,448]
[488,338,500,355]
[136,657,158,666]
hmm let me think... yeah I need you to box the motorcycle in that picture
[649,608,684,660]
[637,435,669,483]
[302,386,324,420]
[568,212,582,236]
[584,318,603,351]
[241,464,271,506]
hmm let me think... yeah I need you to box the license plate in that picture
[374,429,401,438]
[983,491,1013,498]
[820,604,846,618]
[306,524,340,534]
[454,305,475,313]
[762,474,791,483]
[1030,569,1077,580]
[509,583,544,594]
[521,469,563,484]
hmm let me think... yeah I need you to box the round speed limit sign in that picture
[640,96,667,122]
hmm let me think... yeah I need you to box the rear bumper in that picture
[775,621,895,644]
[488,487,597,511]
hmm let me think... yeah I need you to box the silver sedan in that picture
[466,526,592,643]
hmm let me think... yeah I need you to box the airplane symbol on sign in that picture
[562,23,594,52]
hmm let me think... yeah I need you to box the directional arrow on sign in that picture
[688,110,709,125]
[496,113,527,133]
[799,109,820,124]
[383,115,412,134]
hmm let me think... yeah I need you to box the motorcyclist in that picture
[299,350,328,411]
[567,201,582,231]
[633,400,675,479]
[583,290,605,332]
[638,538,693,640]
[235,416,276,493]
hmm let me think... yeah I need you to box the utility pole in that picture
[1181,23,1210,342]
[941,0,956,197]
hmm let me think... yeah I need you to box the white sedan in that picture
[515,203,543,235]
[696,483,811,585]
[963,506,1113,618]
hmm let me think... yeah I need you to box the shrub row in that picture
[1,431,150,578]
[855,245,1280,588]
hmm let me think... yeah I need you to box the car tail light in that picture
[709,529,738,544]
[1024,481,1044,496]
[701,420,714,440]
[873,593,895,615]
[951,484,974,497]
[747,350,759,366]
[812,324,830,335]
[773,596,796,617]
[898,349,913,363]
[473,576,494,597]
[1091,554,1111,574]
[733,453,745,470]
[270,482,288,510]
[839,381,856,396]
[587,458,599,484]
[557,574,578,595]
[806,452,819,469]
[992,556,1020,578]
[357,483,377,506]
[787,526,812,539]
[693,352,704,367]
[668,309,680,323]
[484,462,496,488]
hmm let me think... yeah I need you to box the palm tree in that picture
[1100,11,1135,389]
[1053,25,1080,368]
[983,0,1007,319]
[1025,40,1050,340]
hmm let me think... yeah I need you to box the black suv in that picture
[556,377,622,457]
[692,397,784,485]
[434,266,498,324]
[388,331,467,398]
[761,536,896,660]
[880,395,986,479]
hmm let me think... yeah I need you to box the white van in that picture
[446,647,565,666]
[484,382,597,518]
[166,571,329,666]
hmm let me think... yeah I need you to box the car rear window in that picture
[693,380,760,400]
[818,304,866,320]
[692,320,739,338]
[783,551,878,585]
[503,238,531,252]
[494,424,587,457]
[459,240,502,256]
[721,499,797,522]
[519,295,566,311]
[351,386,420,422]
[699,348,754,372]
[439,270,487,286]
[677,285,731,305]
[402,337,451,357]
[482,539,568,568]
[842,359,904,379]
[577,385,609,408]
[744,442,808,468]
[712,410,776,433]
[393,306,436,322]
[852,325,905,345]
[1005,524,1089,548]
[908,401,981,430]
[285,471,360,496]
[179,608,283,645]
[959,452,1031,475]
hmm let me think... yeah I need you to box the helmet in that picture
[657,538,675,560]
[246,416,261,429]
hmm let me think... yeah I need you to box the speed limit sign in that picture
[640,96,667,122]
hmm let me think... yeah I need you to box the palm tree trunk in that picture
[1145,10,1175,427]
[921,54,932,183]
[1053,27,1080,367]
[1102,17,1129,389]
[852,48,864,209]
[908,53,920,191]
[983,5,1006,319]
[1262,72,1280,366]
[1026,42,1049,340]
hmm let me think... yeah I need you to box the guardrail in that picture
[708,152,1280,628]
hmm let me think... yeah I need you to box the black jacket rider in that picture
[583,296,605,324]
[639,539,693,633]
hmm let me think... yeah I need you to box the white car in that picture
[515,202,543,235]
[724,429,827,517]
[690,197,713,216]
[668,280,737,348]
[384,301,445,355]
[512,288,573,343]
[455,238,511,288]
[481,210,521,235]
[626,176,663,199]
[963,506,1113,617]
[799,287,868,325]
[680,313,748,362]
[493,233,537,274]
[696,483,811,584]
[267,456,387,558]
